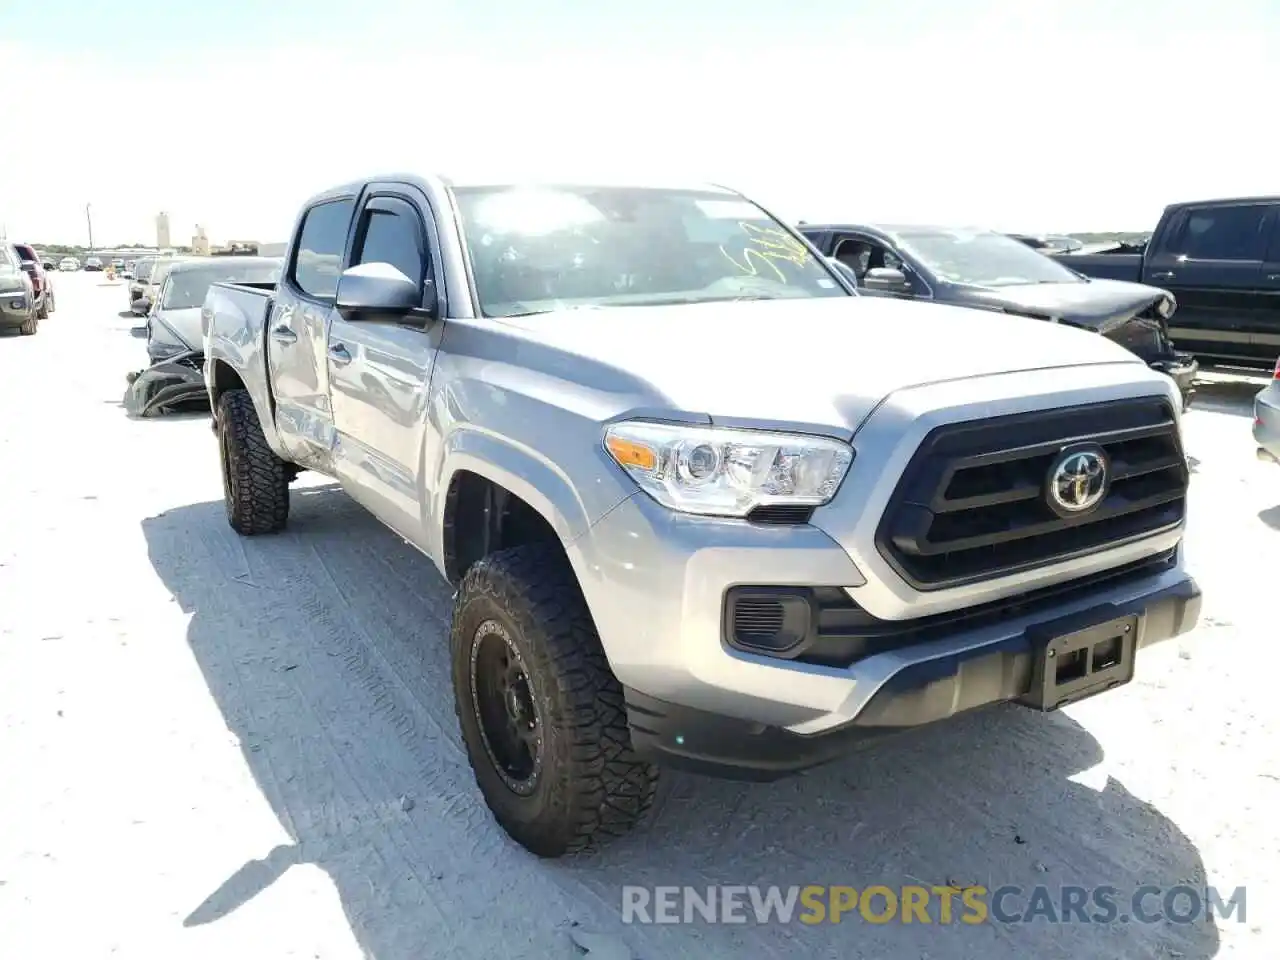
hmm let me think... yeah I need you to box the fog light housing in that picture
[725,587,814,655]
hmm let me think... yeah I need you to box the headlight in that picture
[603,421,853,517]
[1156,296,1175,319]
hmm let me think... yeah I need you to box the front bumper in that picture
[0,291,31,327]
[625,571,1199,780]
[577,491,1199,781]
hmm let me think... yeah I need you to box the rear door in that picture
[1143,201,1277,364]
[267,196,357,468]
[326,186,445,541]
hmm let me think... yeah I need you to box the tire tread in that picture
[218,389,290,535]
[452,544,658,856]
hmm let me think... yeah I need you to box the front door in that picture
[267,196,356,468]
[326,190,444,542]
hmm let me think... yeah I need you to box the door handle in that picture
[1267,274,1280,281]
[270,325,297,344]
[328,343,353,366]
[1151,271,1176,281]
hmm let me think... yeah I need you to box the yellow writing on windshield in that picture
[719,222,812,284]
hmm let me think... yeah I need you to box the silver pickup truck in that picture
[202,172,1201,858]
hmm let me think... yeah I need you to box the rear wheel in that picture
[216,388,290,535]
[451,544,658,858]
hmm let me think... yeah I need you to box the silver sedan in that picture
[1254,361,1280,463]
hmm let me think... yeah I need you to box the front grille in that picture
[876,398,1187,591]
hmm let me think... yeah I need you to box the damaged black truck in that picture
[800,222,1198,410]
[1050,196,1280,369]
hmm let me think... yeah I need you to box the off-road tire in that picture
[36,299,48,320]
[217,388,290,535]
[451,544,659,858]
[18,310,37,335]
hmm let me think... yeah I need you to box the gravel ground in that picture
[0,274,1275,960]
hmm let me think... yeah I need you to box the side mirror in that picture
[335,262,423,316]
[863,267,912,295]
[20,259,37,270]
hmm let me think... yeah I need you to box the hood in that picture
[495,296,1143,432]
[954,277,1169,336]
[151,307,203,351]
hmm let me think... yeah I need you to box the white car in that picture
[58,257,80,271]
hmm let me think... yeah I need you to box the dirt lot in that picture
[1,273,1275,959]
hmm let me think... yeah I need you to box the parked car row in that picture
[1,244,45,335]
[185,171,1200,859]
[1,241,58,335]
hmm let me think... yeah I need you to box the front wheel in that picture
[216,388,290,535]
[18,309,37,335]
[451,544,658,858]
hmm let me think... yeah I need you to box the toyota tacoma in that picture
[202,172,1201,858]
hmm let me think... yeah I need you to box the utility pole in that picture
[85,203,94,254]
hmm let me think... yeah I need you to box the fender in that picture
[206,326,288,459]
[428,426,631,576]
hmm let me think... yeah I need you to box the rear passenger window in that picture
[291,198,355,300]
[1175,204,1271,261]
[354,208,426,284]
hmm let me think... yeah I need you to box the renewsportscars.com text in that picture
[621,884,1247,925]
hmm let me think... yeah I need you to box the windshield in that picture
[150,259,191,288]
[161,262,282,309]
[135,259,157,281]
[895,230,1082,287]
[451,185,848,317]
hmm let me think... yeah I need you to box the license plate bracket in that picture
[1019,613,1140,711]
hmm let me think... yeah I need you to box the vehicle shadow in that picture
[141,487,1220,960]
[1257,505,1280,530]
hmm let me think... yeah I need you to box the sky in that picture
[0,0,1276,246]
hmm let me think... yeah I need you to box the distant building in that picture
[192,224,210,256]
[156,212,171,250]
